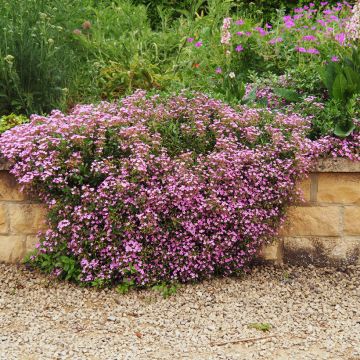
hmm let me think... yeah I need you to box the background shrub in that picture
[0,0,358,139]
[0,0,81,115]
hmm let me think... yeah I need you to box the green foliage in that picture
[0,0,357,141]
[321,48,360,137]
[273,88,300,103]
[97,58,176,100]
[27,248,82,282]
[0,0,83,115]
[152,282,179,298]
[132,0,343,28]
[150,114,217,157]
[0,114,28,133]
[116,264,138,293]
[116,279,136,294]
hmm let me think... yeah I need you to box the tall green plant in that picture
[321,48,360,137]
[0,0,84,115]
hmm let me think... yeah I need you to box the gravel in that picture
[0,263,359,360]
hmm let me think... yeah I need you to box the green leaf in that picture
[332,73,348,101]
[273,87,300,102]
[334,120,356,138]
[321,62,340,94]
[242,86,257,104]
[343,67,360,94]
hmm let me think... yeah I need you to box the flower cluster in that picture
[345,0,360,41]
[221,17,232,45]
[188,1,355,82]
[0,91,358,286]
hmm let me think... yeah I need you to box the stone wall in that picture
[261,158,360,266]
[0,159,359,266]
[0,163,47,263]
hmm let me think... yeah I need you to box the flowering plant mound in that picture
[0,91,358,286]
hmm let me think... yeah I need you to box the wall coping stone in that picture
[313,158,360,173]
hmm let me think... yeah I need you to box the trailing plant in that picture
[0,91,358,287]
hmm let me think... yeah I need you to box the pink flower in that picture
[285,20,295,29]
[269,37,283,45]
[195,41,203,47]
[296,47,307,53]
[187,37,194,43]
[254,27,267,36]
[307,48,320,54]
[331,56,340,62]
[302,35,316,41]
[235,44,244,52]
[235,19,244,25]
[335,32,346,45]
[215,67,222,74]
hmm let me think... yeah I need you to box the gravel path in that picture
[0,263,359,360]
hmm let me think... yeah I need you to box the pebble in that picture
[0,263,359,359]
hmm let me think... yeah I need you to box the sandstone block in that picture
[0,171,26,201]
[317,173,360,204]
[297,178,311,202]
[344,207,360,236]
[26,235,40,253]
[315,158,360,173]
[0,204,8,234]
[0,235,26,263]
[283,206,341,237]
[259,241,283,264]
[284,237,360,266]
[8,204,47,234]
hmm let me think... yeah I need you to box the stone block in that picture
[344,207,360,236]
[0,235,26,263]
[8,204,47,234]
[317,173,360,204]
[259,241,283,264]
[283,206,341,237]
[26,235,40,253]
[0,204,8,234]
[297,177,311,202]
[0,171,26,201]
[283,237,360,266]
[315,158,360,173]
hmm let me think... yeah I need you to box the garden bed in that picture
[1,158,359,266]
